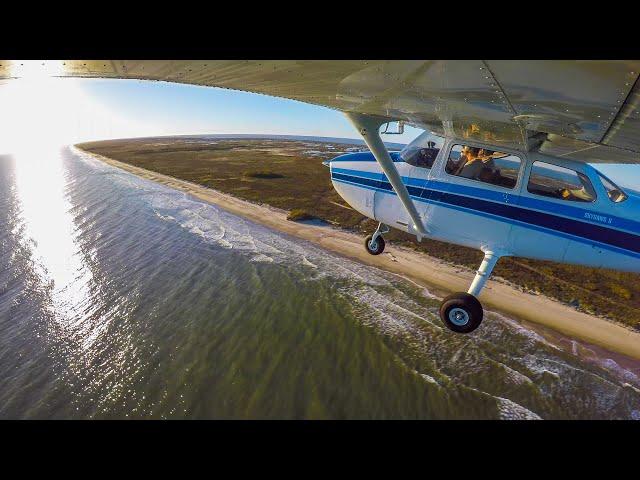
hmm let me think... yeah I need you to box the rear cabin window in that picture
[527,161,596,203]
[445,144,521,189]
[399,131,444,169]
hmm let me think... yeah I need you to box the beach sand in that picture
[79,148,640,361]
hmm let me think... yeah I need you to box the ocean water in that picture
[1,146,640,420]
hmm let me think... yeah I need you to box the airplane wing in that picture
[2,60,640,163]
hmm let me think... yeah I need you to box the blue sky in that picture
[79,79,423,144]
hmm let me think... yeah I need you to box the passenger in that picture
[478,149,498,183]
[558,173,596,202]
[479,148,495,163]
[560,185,594,202]
[478,166,496,183]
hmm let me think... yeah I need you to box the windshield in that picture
[399,130,445,169]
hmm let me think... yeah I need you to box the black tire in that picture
[364,234,385,255]
[439,292,483,333]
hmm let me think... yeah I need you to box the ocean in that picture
[1,145,639,419]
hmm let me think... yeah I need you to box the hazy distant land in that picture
[77,135,640,332]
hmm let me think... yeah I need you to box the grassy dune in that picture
[77,136,640,330]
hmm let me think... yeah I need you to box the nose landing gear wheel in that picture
[439,292,483,333]
[364,234,385,255]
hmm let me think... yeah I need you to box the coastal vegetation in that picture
[243,170,285,179]
[76,136,640,330]
[286,209,320,222]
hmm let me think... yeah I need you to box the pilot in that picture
[457,147,499,181]
[457,147,497,181]
[453,146,480,175]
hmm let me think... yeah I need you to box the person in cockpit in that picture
[559,180,596,202]
[453,146,479,175]
[456,147,496,181]
[478,148,495,161]
[477,149,497,181]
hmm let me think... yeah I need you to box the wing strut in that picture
[345,112,428,239]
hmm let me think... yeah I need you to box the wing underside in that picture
[2,60,640,163]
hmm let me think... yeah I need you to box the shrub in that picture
[243,170,284,179]
[610,284,632,300]
[287,209,316,221]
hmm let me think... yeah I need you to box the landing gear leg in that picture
[365,222,389,255]
[439,251,501,333]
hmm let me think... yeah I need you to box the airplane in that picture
[2,60,640,333]
[326,120,636,333]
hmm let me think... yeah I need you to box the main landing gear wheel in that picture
[365,234,385,255]
[439,292,483,333]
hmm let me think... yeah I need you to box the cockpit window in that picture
[399,131,444,169]
[527,161,596,203]
[445,144,521,189]
[599,174,628,203]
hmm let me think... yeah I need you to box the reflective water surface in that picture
[1,147,640,419]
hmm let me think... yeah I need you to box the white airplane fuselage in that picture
[329,137,640,274]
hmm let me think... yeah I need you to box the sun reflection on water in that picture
[13,146,96,340]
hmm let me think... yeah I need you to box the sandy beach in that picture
[79,148,640,361]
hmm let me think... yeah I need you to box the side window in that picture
[399,131,444,169]
[599,174,628,203]
[527,161,596,203]
[445,144,521,189]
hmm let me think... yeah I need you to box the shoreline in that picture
[77,147,640,362]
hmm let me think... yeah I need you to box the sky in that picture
[0,77,421,153]
[0,76,637,189]
[81,79,423,143]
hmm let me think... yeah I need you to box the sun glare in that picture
[0,73,158,156]
[0,77,84,154]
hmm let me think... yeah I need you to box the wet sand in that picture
[78,147,640,361]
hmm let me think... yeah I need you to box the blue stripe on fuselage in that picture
[331,167,430,188]
[332,166,640,235]
[330,168,640,258]
[330,151,403,163]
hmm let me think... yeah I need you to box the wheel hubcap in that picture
[448,307,470,326]
[369,240,378,251]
